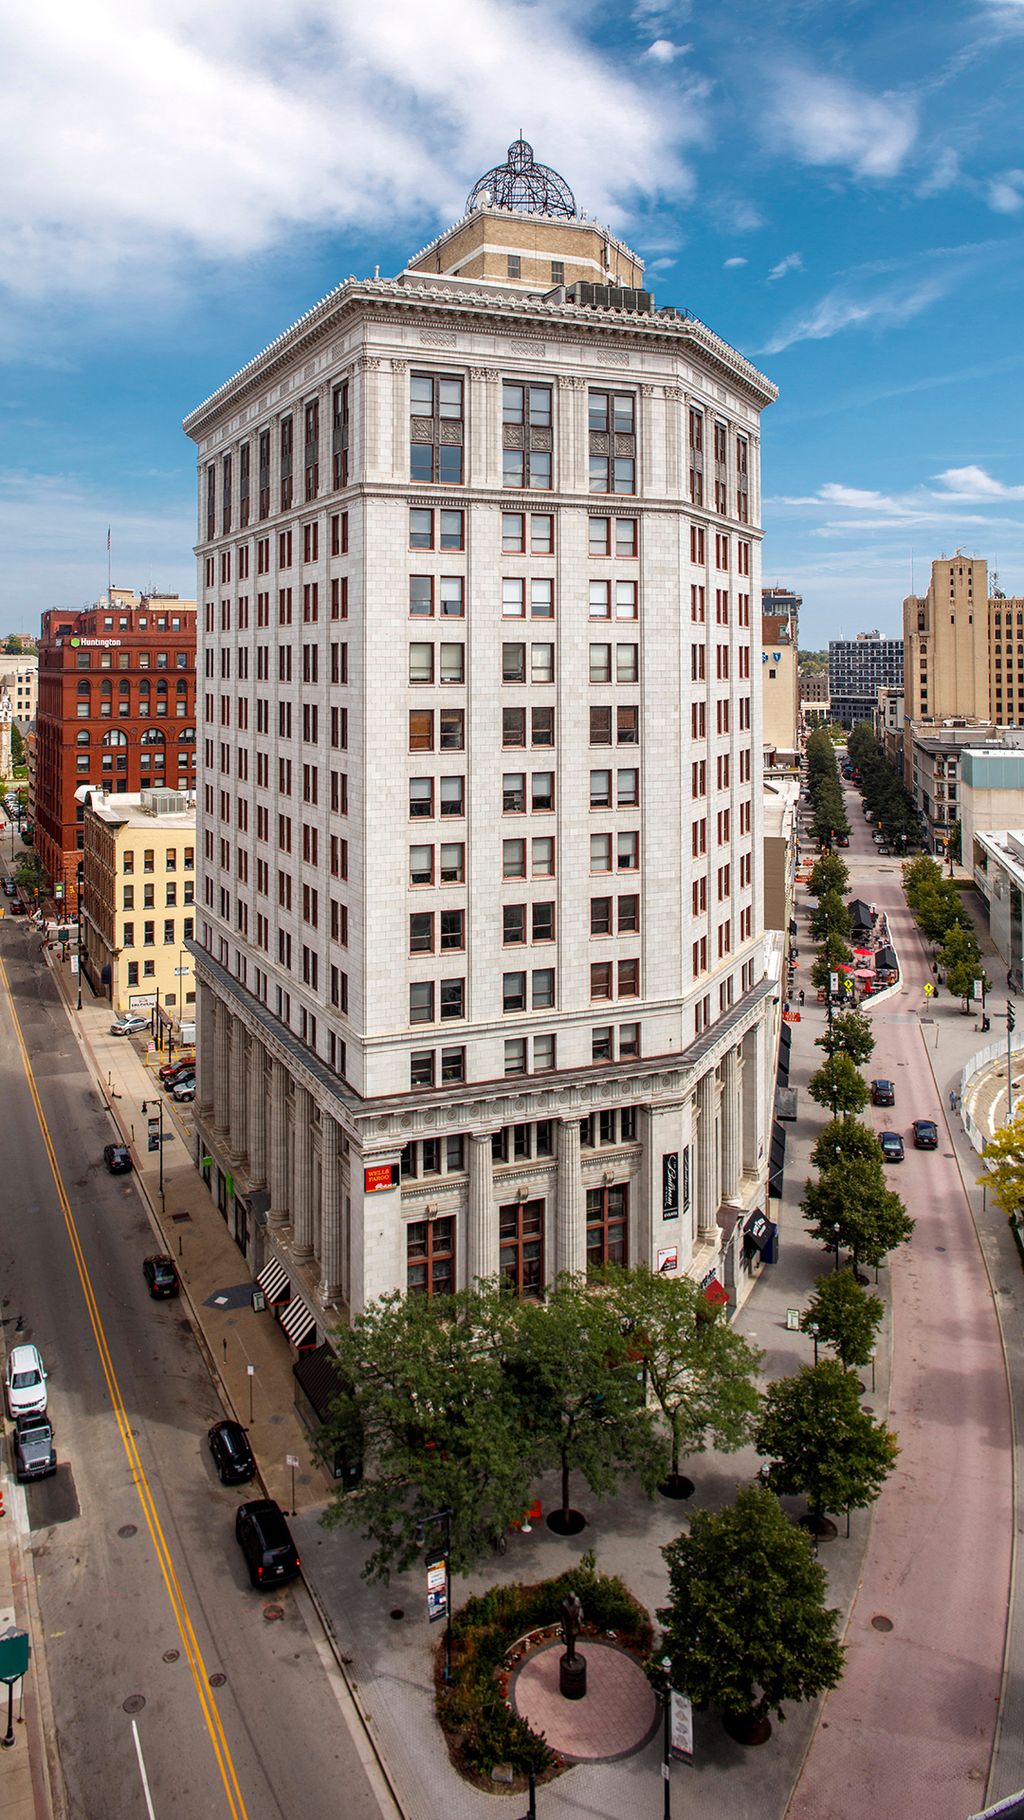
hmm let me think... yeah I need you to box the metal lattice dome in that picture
[466,139,576,219]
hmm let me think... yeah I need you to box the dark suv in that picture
[13,1413,57,1481]
[208,1420,256,1486]
[235,1500,300,1588]
[870,1079,896,1107]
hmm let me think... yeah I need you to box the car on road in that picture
[111,1013,149,1036]
[172,1079,196,1102]
[142,1254,180,1299]
[235,1499,301,1588]
[836,834,850,847]
[4,1343,48,1418]
[9,898,25,914]
[913,1118,939,1149]
[208,1420,257,1486]
[870,1078,896,1106]
[880,1131,905,1163]
[12,1413,56,1481]
[103,1143,133,1174]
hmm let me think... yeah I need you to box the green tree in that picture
[948,818,962,863]
[981,1112,1024,1217]
[605,1267,762,1495]
[810,932,855,992]
[318,1289,536,1580]
[658,1485,845,1729]
[939,922,985,1009]
[14,852,47,901]
[802,1160,914,1270]
[800,1271,883,1370]
[810,1118,883,1173]
[808,891,852,944]
[807,1053,869,1118]
[756,1360,899,1529]
[9,723,24,768]
[487,1277,657,1530]
[808,852,849,900]
[815,1008,875,1067]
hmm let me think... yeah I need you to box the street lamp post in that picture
[141,1098,165,1215]
[416,1507,454,1683]
[661,1655,673,1820]
[76,862,83,1011]
[809,1322,820,1367]
[833,1222,842,1272]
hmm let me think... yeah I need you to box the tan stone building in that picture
[903,553,1024,752]
[0,654,38,726]
[761,611,799,763]
[79,786,196,1016]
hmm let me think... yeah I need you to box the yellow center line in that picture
[0,949,249,1820]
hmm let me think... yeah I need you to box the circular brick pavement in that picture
[511,1640,658,1762]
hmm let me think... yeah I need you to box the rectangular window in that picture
[410,373,464,485]
[407,1217,454,1298]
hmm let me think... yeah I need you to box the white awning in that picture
[256,1257,290,1305]
[279,1294,316,1350]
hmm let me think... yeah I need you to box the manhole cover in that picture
[178,1319,192,1335]
[123,1695,146,1714]
[871,1615,894,1632]
[936,1246,946,1252]
[263,1606,284,1623]
[209,1672,227,1688]
[118,1524,138,1538]
[390,1608,405,1621]
[163,1650,179,1663]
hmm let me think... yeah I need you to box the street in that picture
[0,916,386,1820]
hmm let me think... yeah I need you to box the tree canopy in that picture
[756,1359,899,1525]
[801,1270,884,1370]
[810,1117,883,1174]
[809,890,853,944]
[981,1112,1024,1218]
[658,1484,845,1725]
[606,1267,762,1488]
[808,853,850,901]
[802,1159,914,1268]
[815,1008,875,1067]
[807,1053,870,1118]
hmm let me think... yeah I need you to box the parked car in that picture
[142,1255,180,1299]
[880,1131,905,1163]
[10,898,25,914]
[111,1013,149,1037]
[159,1053,196,1084]
[208,1420,257,1486]
[12,1413,56,1482]
[870,1078,896,1106]
[913,1118,939,1149]
[4,1343,48,1418]
[836,835,850,848]
[161,1063,195,1090]
[103,1143,133,1174]
[235,1499,301,1588]
[172,1080,196,1102]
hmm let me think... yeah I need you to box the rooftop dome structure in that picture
[466,139,576,219]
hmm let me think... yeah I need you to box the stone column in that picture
[292,1084,313,1258]
[247,1040,267,1188]
[268,1057,290,1229]
[741,1025,763,1179]
[196,980,215,1120]
[696,1073,717,1241]
[319,1117,345,1303]
[556,1118,586,1279]
[721,1047,742,1201]
[228,1018,248,1164]
[213,997,231,1136]
[467,1133,497,1285]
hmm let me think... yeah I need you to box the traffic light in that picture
[1009,1002,1016,1034]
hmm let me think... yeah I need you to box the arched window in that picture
[76,729,90,746]
[141,728,165,746]
[102,727,127,747]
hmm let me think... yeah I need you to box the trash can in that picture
[982,1015,991,1032]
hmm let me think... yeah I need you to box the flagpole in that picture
[107,526,111,606]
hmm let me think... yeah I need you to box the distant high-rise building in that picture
[35,591,196,901]
[829,631,903,728]
[183,138,780,1333]
[903,553,1024,729]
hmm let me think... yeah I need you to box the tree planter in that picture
[546,1508,587,1536]
[723,1708,773,1746]
[657,1472,695,1500]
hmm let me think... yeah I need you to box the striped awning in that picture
[256,1256,290,1306]
[279,1293,316,1350]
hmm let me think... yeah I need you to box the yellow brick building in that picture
[79,786,196,1019]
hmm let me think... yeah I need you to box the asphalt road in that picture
[0,916,386,1820]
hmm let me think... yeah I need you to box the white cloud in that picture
[643,39,686,62]
[762,66,917,179]
[933,465,1024,500]
[0,0,700,320]
[723,256,747,269]
[767,252,803,282]
[760,275,946,354]
[916,147,960,198]
[987,170,1024,213]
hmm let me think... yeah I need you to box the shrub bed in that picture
[437,1552,652,1788]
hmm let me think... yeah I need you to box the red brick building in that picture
[36,591,197,902]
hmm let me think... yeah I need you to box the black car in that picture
[13,1413,57,1481]
[913,1118,939,1149]
[880,1131,905,1163]
[143,1254,180,1298]
[235,1499,301,1589]
[870,1079,896,1107]
[208,1420,257,1486]
[104,1143,133,1174]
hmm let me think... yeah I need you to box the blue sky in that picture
[1,0,1022,646]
